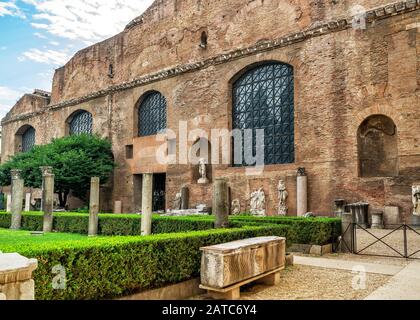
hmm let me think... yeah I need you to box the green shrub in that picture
[230,215,341,245]
[0,225,290,300]
[0,212,215,236]
[0,212,340,245]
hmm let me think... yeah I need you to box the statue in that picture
[173,192,182,210]
[413,185,420,216]
[197,158,209,184]
[250,188,266,216]
[231,199,241,215]
[277,180,288,216]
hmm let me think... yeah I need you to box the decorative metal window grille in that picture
[69,111,93,135]
[138,92,167,137]
[22,127,35,153]
[232,62,295,166]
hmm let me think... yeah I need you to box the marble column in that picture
[24,193,31,212]
[141,173,153,236]
[114,201,122,214]
[40,166,53,212]
[88,177,100,237]
[296,168,308,217]
[213,178,229,228]
[42,170,55,233]
[6,193,12,213]
[10,170,24,230]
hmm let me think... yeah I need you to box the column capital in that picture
[10,169,22,180]
[40,166,53,176]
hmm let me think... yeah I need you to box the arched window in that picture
[232,62,294,166]
[16,125,36,153]
[358,115,398,177]
[68,110,93,135]
[22,127,36,152]
[138,91,167,137]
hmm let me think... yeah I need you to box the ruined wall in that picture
[48,0,398,104]
[1,0,419,220]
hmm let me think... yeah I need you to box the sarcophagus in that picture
[200,237,286,289]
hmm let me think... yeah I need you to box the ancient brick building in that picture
[1,0,419,222]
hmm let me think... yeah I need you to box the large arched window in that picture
[358,115,398,177]
[138,91,167,137]
[16,125,36,153]
[22,127,36,152]
[68,110,93,135]
[232,62,294,166]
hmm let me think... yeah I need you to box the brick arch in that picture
[65,109,93,136]
[15,124,36,154]
[352,104,401,134]
[220,52,298,85]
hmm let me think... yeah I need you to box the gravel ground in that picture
[193,265,390,301]
[355,228,420,259]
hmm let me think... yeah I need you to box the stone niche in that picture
[358,115,398,178]
[0,253,38,300]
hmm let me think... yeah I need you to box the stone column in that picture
[6,193,12,213]
[213,178,229,228]
[141,173,153,236]
[296,168,308,217]
[24,193,31,212]
[40,166,53,212]
[114,201,122,214]
[88,177,100,237]
[0,253,38,300]
[341,213,355,253]
[181,186,189,210]
[41,168,54,233]
[10,170,24,230]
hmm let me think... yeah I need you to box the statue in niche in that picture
[413,185,420,217]
[173,192,182,210]
[231,199,241,215]
[250,188,266,216]
[277,180,289,216]
[198,158,209,184]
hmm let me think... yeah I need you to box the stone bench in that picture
[200,236,286,300]
[0,253,38,300]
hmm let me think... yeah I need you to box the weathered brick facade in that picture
[2,0,419,221]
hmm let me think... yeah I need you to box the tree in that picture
[0,134,115,208]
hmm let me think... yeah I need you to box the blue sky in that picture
[0,0,154,119]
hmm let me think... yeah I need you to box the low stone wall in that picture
[0,253,38,300]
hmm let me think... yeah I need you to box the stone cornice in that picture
[2,0,419,126]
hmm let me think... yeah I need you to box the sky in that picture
[0,0,154,119]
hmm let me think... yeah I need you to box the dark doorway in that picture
[153,173,166,212]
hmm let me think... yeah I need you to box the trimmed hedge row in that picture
[230,215,341,245]
[0,212,340,245]
[0,225,290,300]
[0,212,215,235]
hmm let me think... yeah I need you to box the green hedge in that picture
[0,212,340,245]
[0,212,215,235]
[0,225,290,300]
[230,216,341,245]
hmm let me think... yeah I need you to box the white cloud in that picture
[0,0,25,18]
[19,48,70,65]
[0,86,25,117]
[0,46,7,51]
[23,0,154,43]
[33,32,47,39]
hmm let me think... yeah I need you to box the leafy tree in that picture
[0,134,115,208]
